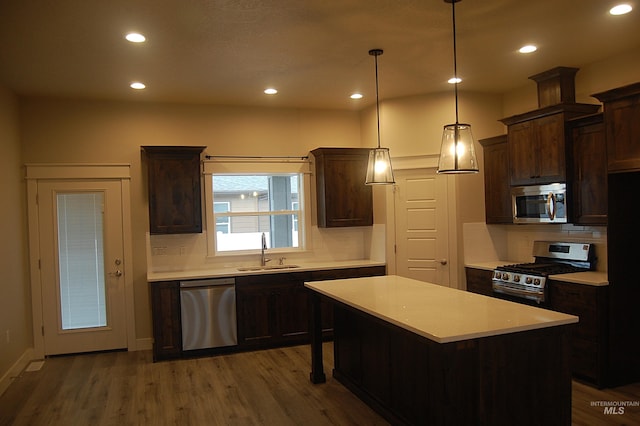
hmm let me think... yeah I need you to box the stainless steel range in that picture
[492,241,595,304]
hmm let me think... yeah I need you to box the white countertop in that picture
[465,261,609,286]
[464,261,518,271]
[147,259,386,282]
[305,275,578,344]
[550,271,609,286]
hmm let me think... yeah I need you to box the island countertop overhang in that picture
[304,275,578,344]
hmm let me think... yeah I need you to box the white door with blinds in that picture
[37,180,128,355]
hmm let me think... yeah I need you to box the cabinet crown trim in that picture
[592,81,640,102]
[500,103,600,126]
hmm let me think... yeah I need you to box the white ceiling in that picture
[1,0,639,110]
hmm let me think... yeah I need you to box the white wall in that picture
[0,85,32,394]
[503,45,640,117]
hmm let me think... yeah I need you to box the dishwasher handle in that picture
[179,277,236,288]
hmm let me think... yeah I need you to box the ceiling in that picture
[1,0,639,110]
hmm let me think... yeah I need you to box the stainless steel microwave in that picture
[512,183,567,224]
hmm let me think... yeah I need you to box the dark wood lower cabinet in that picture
[149,281,182,362]
[331,302,572,425]
[235,266,387,349]
[464,267,609,388]
[464,267,494,296]
[549,280,608,387]
[236,272,312,348]
[149,265,386,360]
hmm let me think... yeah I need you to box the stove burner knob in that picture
[533,278,541,286]
[513,275,520,283]
[525,277,533,284]
[501,273,510,280]
[494,271,502,279]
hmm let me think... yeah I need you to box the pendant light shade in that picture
[365,49,395,185]
[366,147,395,183]
[437,123,478,173]
[437,0,479,174]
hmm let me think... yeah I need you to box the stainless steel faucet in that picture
[261,232,271,266]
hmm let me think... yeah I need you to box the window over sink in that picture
[212,174,301,252]
[203,160,310,257]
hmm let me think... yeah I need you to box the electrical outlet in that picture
[153,246,168,256]
[180,246,186,255]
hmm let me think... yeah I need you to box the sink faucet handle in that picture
[279,257,286,265]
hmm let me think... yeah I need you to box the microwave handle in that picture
[547,192,556,220]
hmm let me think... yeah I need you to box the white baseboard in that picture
[0,347,35,397]
[135,337,153,351]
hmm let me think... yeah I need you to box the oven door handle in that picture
[546,192,556,220]
[493,283,544,300]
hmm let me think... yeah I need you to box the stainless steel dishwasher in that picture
[180,277,237,350]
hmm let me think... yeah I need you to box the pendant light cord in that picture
[451,0,459,125]
[374,51,382,149]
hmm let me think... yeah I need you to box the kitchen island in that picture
[305,275,579,425]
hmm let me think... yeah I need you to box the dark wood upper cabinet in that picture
[566,113,607,225]
[143,146,205,234]
[592,82,640,173]
[500,67,600,187]
[501,105,600,186]
[479,135,512,224]
[529,66,579,108]
[311,147,373,228]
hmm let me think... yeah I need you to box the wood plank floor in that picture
[1,343,639,425]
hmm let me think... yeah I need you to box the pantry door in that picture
[37,179,128,355]
[393,168,450,286]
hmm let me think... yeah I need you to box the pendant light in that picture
[437,0,479,174]
[365,49,395,185]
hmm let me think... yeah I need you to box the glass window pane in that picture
[57,192,107,330]
[214,202,230,234]
[213,175,299,213]
[212,174,302,253]
[214,214,300,252]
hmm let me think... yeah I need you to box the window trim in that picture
[203,160,312,257]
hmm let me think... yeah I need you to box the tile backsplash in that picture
[147,224,386,272]
[463,222,607,271]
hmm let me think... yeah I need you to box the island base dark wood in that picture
[309,297,574,426]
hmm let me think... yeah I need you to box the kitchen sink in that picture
[237,265,300,272]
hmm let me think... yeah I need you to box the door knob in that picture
[109,270,123,277]
[439,259,448,265]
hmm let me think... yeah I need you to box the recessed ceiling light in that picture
[519,45,538,54]
[264,88,278,95]
[130,82,146,90]
[125,33,146,43]
[610,4,633,15]
[350,93,363,100]
[448,77,462,84]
